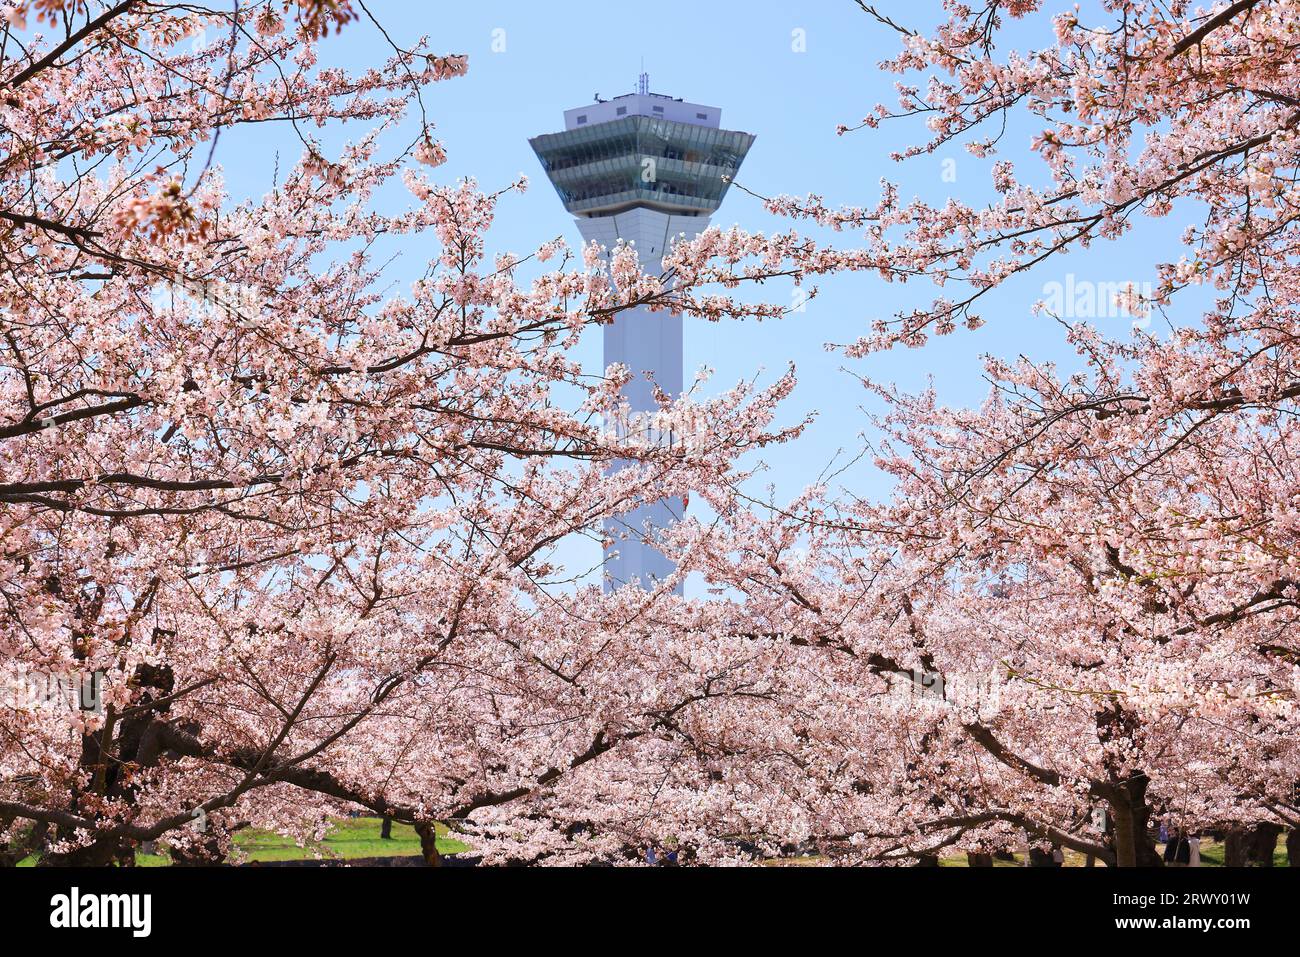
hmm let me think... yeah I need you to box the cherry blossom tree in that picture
[0,0,822,865]
[688,0,1300,865]
[5,0,1299,870]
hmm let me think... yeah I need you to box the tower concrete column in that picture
[530,82,754,591]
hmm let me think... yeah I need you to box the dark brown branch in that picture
[1166,0,1267,59]
[5,0,141,89]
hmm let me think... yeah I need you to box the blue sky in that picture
[211,1,1203,592]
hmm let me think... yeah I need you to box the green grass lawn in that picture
[18,820,1291,867]
[1193,835,1288,868]
[19,817,469,867]
[227,816,469,863]
[939,853,1032,867]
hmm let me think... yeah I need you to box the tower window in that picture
[576,115,587,124]
[616,106,627,115]
[697,112,708,119]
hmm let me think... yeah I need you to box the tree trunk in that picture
[39,835,127,866]
[1109,777,1162,867]
[415,821,441,867]
[966,852,994,867]
[1249,823,1281,867]
[167,814,237,866]
[170,835,228,866]
[380,816,393,840]
[1223,829,1249,867]
[1027,846,1058,867]
[1111,801,1139,867]
[1097,707,1161,867]
[1287,829,1300,867]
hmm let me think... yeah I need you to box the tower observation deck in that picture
[530,79,754,592]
